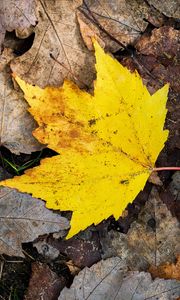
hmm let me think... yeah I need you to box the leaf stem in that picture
[153,167,180,172]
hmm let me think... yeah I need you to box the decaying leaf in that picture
[0,0,36,49]
[147,0,180,18]
[169,172,180,201]
[25,262,66,300]
[131,26,180,153]
[10,0,95,88]
[1,42,169,239]
[78,0,150,52]
[33,240,60,260]
[135,26,180,59]
[0,48,42,154]
[59,256,180,300]
[100,188,180,270]
[47,229,101,268]
[149,255,180,281]
[148,171,162,186]
[66,260,81,276]
[0,186,69,257]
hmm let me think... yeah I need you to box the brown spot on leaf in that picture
[88,118,96,126]
[69,129,80,138]
[120,180,129,185]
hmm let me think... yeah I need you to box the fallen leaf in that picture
[149,255,180,281]
[135,26,179,59]
[100,188,180,269]
[78,0,150,52]
[10,0,95,88]
[160,189,180,223]
[135,26,180,94]
[48,229,101,268]
[168,172,180,201]
[58,256,180,300]
[147,0,180,18]
[0,186,70,257]
[77,16,105,51]
[59,257,127,300]
[33,240,60,260]
[0,0,36,49]
[127,26,180,151]
[1,41,169,239]
[66,260,81,276]
[25,262,66,300]
[148,171,162,186]
[0,48,43,154]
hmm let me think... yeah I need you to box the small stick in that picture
[0,261,4,280]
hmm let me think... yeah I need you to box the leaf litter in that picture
[59,256,180,300]
[0,1,179,299]
[100,188,180,269]
[0,48,43,154]
[149,255,180,281]
[0,184,69,257]
[10,0,95,88]
[25,262,66,300]
[77,0,150,51]
[0,0,36,50]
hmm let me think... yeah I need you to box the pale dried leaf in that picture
[33,240,60,260]
[0,0,36,49]
[78,0,150,52]
[77,16,105,51]
[101,187,180,270]
[0,48,42,154]
[59,257,180,300]
[11,0,95,88]
[66,260,81,276]
[0,186,70,257]
[147,0,180,18]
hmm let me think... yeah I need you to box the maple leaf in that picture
[0,42,169,239]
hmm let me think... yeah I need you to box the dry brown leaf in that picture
[48,229,101,268]
[11,0,95,88]
[0,48,42,154]
[147,0,180,18]
[59,256,180,300]
[66,260,81,276]
[100,187,180,270]
[25,262,66,300]
[135,26,180,59]
[0,0,36,49]
[149,255,180,281]
[77,0,150,52]
[0,186,69,257]
[77,16,105,51]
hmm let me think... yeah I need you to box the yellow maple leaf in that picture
[1,42,169,238]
